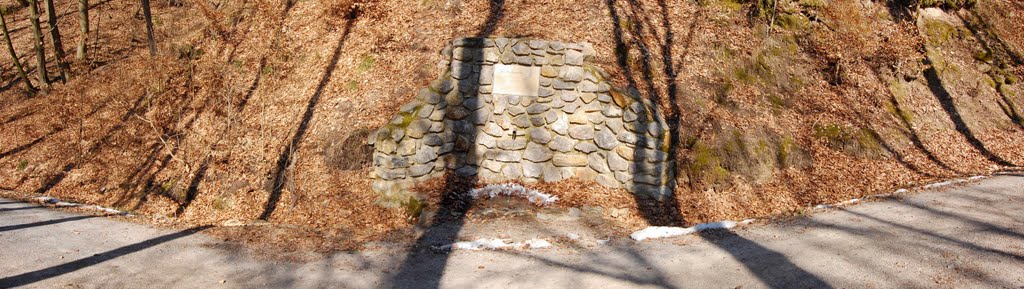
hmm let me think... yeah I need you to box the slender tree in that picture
[27,0,49,92]
[1,8,36,92]
[44,0,69,81]
[141,0,156,56]
[77,0,89,60]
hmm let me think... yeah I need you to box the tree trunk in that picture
[27,0,50,92]
[44,0,70,82]
[77,0,89,60]
[1,10,36,92]
[141,0,156,56]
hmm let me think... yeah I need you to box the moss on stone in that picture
[776,13,809,30]
[690,142,731,186]
[922,19,959,45]
[799,0,826,8]
[777,135,796,167]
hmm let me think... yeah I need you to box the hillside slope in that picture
[1,0,1022,250]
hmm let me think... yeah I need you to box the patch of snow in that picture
[922,175,986,190]
[566,233,580,240]
[467,183,558,206]
[922,180,958,189]
[33,196,80,207]
[440,238,555,251]
[523,239,552,249]
[630,219,755,241]
[815,197,862,210]
[31,196,129,216]
[596,239,610,245]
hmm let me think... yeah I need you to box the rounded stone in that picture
[595,130,620,150]
[574,142,598,153]
[553,154,587,167]
[548,136,576,152]
[527,128,552,144]
[524,143,554,162]
[568,125,595,140]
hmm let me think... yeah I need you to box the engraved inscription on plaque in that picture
[492,64,541,96]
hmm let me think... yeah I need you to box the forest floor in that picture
[2,173,1022,289]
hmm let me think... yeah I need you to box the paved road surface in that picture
[2,174,1023,288]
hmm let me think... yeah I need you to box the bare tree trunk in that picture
[141,0,156,56]
[77,0,89,60]
[44,0,69,82]
[27,0,50,92]
[1,10,36,92]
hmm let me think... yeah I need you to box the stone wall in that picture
[366,37,674,206]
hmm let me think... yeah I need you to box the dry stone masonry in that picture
[367,37,674,206]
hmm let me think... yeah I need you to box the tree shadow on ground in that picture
[698,229,833,289]
[0,101,108,161]
[0,225,211,288]
[259,7,360,220]
[956,11,1024,131]
[923,66,1015,167]
[387,2,504,288]
[0,214,98,233]
[605,2,833,288]
[841,208,1024,261]
[175,57,266,215]
[607,0,685,227]
[866,65,957,175]
[35,94,149,195]
[0,205,44,212]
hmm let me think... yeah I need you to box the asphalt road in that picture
[2,174,1023,289]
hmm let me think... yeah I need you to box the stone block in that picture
[524,142,553,162]
[574,142,598,153]
[594,130,620,150]
[608,151,629,172]
[553,154,587,167]
[548,136,576,152]
[568,125,595,140]
[527,128,552,144]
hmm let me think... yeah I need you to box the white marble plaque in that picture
[492,64,540,96]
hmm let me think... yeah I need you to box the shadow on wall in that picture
[387,2,504,288]
[605,0,685,226]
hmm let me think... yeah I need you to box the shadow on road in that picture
[0,215,99,233]
[698,230,833,289]
[0,205,44,213]
[0,225,212,288]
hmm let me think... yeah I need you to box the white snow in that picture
[467,183,558,206]
[440,238,554,250]
[566,233,580,240]
[815,198,861,210]
[630,219,755,241]
[31,196,128,215]
[922,175,987,189]
[596,239,610,245]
